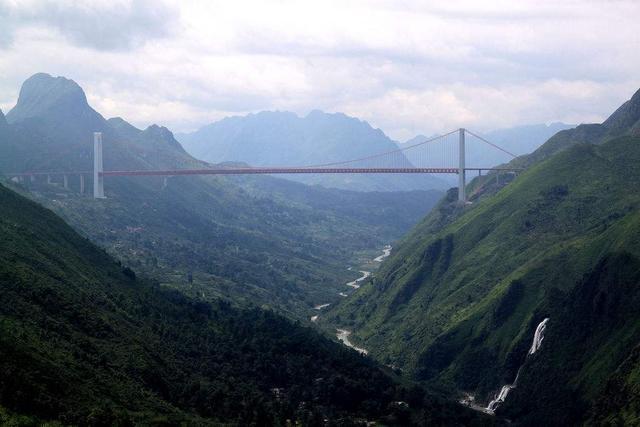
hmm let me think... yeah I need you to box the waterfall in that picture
[486,385,513,413]
[485,317,550,414]
[528,317,549,355]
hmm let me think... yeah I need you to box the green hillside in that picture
[0,182,488,425]
[322,116,640,421]
[16,174,439,320]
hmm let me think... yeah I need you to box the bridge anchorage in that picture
[2,128,523,202]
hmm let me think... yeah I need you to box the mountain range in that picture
[0,72,492,424]
[177,110,450,192]
[179,111,576,192]
[3,71,640,424]
[0,73,442,321]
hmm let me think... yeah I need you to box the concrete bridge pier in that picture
[458,128,466,203]
[93,132,105,198]
[79,175,85,194]
[63,174,68,189]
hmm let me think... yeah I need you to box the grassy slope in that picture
[0,182,488,425]
[323,136,640,419]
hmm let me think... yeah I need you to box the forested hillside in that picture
[0,182,489,425]
[323,89,640,424]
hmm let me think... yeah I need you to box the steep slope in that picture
[446,89,640,218]
[473,122,574,167]
[177,110,448,192]
[0,73,442,320]
[588,340,640,425]
[0,182,486,425]
[0,109,7,134]
[323,132,640,423]
[498,242,640,424]
[511,88,640,169]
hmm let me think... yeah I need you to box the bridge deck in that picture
[4,167,523,177]
[101,167,460,176]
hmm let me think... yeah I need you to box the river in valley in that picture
[336,329,368,354]
[346,270,371,289]
[309,244,392,353]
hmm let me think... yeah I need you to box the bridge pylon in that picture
[93,132,105,198]
[458,128,466,203]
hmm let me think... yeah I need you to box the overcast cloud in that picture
[0,0,638,140]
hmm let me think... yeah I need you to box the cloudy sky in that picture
[0,0,638,140]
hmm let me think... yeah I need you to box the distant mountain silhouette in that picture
[6,73,93,124]
[1,73,194,173]
[177,110,448,192]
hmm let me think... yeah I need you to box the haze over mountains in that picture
[0,73,442,320]
[177,111,450,192]
[0,72,474,424]
[2,71,640,424]
[179,111,576,192]
[512,87,640,168]
[1,0,639,424]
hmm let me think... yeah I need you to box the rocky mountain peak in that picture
[6,73,90,124]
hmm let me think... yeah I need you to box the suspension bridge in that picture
[5,128,522,202]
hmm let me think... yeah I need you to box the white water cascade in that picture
[485,318,550,414]
[528,317,549,355]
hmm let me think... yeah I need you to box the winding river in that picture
[346,270,371,289]
[373,245,392,262]
[336,329,368,354]
[309,245,393,354]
